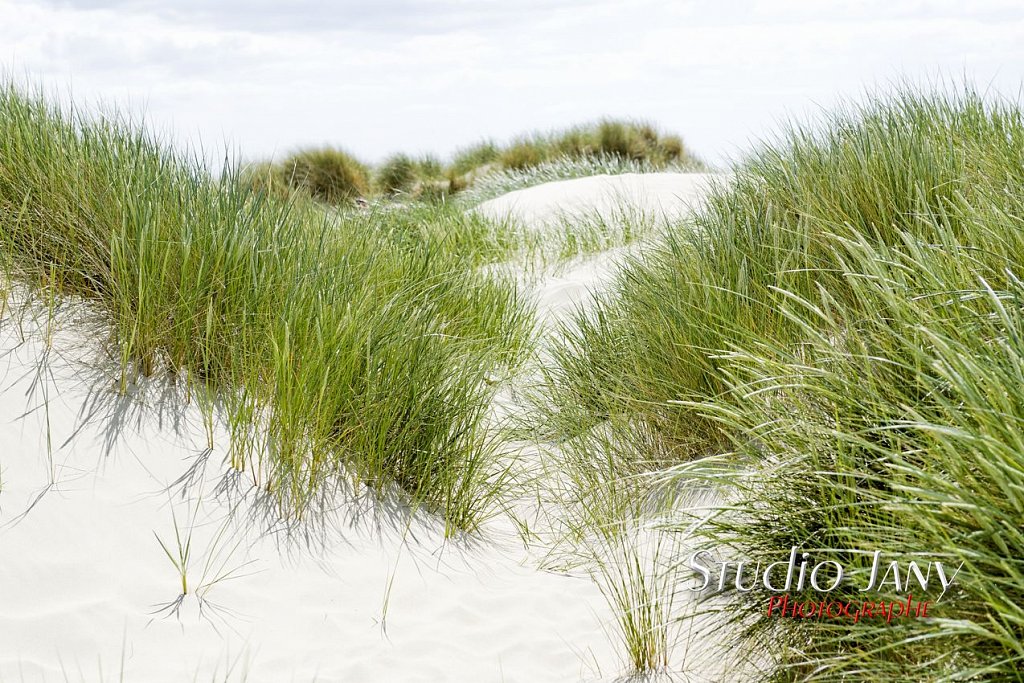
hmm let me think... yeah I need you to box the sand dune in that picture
[0,173,720,682]
[476,172,720,230]
[479,172,721,326]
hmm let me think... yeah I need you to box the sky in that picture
[1,0,1022,168]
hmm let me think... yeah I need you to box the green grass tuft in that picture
[242,121,703,207]
[278,146,370,204]
[541,85,1024,679]
[0,82,535,535]
[497,118,702,173]
[376,153,420,195]
[449,140,501,177]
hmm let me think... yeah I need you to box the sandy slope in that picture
[0,172,722,682]
[477,173,721,327]
[475,172,720,230]
[0,309,620,683]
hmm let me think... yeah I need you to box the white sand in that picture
[0,316,619,682]
[475,172,720,230]
[478,172,720,326]
[0,172,726,682]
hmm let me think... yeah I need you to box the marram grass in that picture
[543,86,1024,679]
[0,83,534,535]
[278,146,370,203]
[498,118,700,172]
[245,119,706,207]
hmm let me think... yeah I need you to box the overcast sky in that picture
[2,0,1022,167]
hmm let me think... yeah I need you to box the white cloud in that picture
[1,0,1021,166]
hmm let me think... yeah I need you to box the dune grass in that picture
[541,462,684,676]
[454,120,707,203]
[245,119,705,208]
[0,83,536,534]
[240,148,371,205]
[541,86,1024,678]
[376,153,429,192]
[277,146,371,204]
[498,119,700,172]
[585,523,680,674]
[238,160,296,202]
[449,140,501,177]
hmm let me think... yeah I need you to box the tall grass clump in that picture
[498,119,703,172]
[543,85,1024,678]
[547,479,684,676]
[238,160,294,201]
[278,146,370,204]
[684,229,1024,680]
[376,153,421,196]
[242,121,704,206]
[376,153,454,200]
[448,120,704,194]
[0,83,534,534]
[448,140,500,177]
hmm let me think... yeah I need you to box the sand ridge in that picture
[475,172,720,230]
